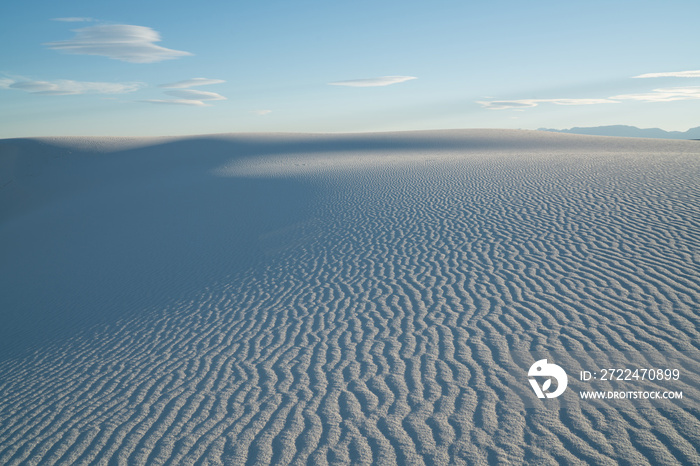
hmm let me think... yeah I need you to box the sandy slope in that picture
[0,130,698,465]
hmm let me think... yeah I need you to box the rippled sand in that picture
[1,130,698,464]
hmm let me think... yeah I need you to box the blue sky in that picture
[1,0,699,137]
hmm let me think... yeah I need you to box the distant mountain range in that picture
[539,125,700,140]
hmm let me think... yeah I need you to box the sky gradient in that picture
[1,0,699,137]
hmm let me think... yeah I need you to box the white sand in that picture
[0,130,698,464]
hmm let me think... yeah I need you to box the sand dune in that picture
[0,130,698,464]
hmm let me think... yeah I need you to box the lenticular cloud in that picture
[164,89,226,101]
[328,76,417,87]
[159,78,226,89]
[44,24,192,63]
[2,78,143,95]
[633,70,700,78]
[141,99,208,106]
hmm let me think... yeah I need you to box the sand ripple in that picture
[1,130,699,464]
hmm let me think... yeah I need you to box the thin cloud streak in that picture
[328,76,417,87]
[633,70,700,78]
[612,86,700,102]
[478,98,618,110]
[51,17,95,22]
[1,78,143,95]
[164,89,226,101]
[141,99,209,106]
[479,86,700,110]
[44,24,192,63]
[149,80,227,107]
[159,78,225,88]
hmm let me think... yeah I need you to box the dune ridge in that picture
[0,130,698,464]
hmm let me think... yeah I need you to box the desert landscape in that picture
[0,129,698,464]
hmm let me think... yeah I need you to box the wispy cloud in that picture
[159,78,225,88]
[164,89,226,101]
[479,84,700,110]
[328,76,417,87]
[51,17,95,22]
[1,78,143,95]
[477,100,539,110]
[145,78,227,106]
[141,99,208,106]
[633,70,700,78]
[478,98,618,110]
[252,109,272,115]
[612,86,700,102]
[44,24,192,63]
